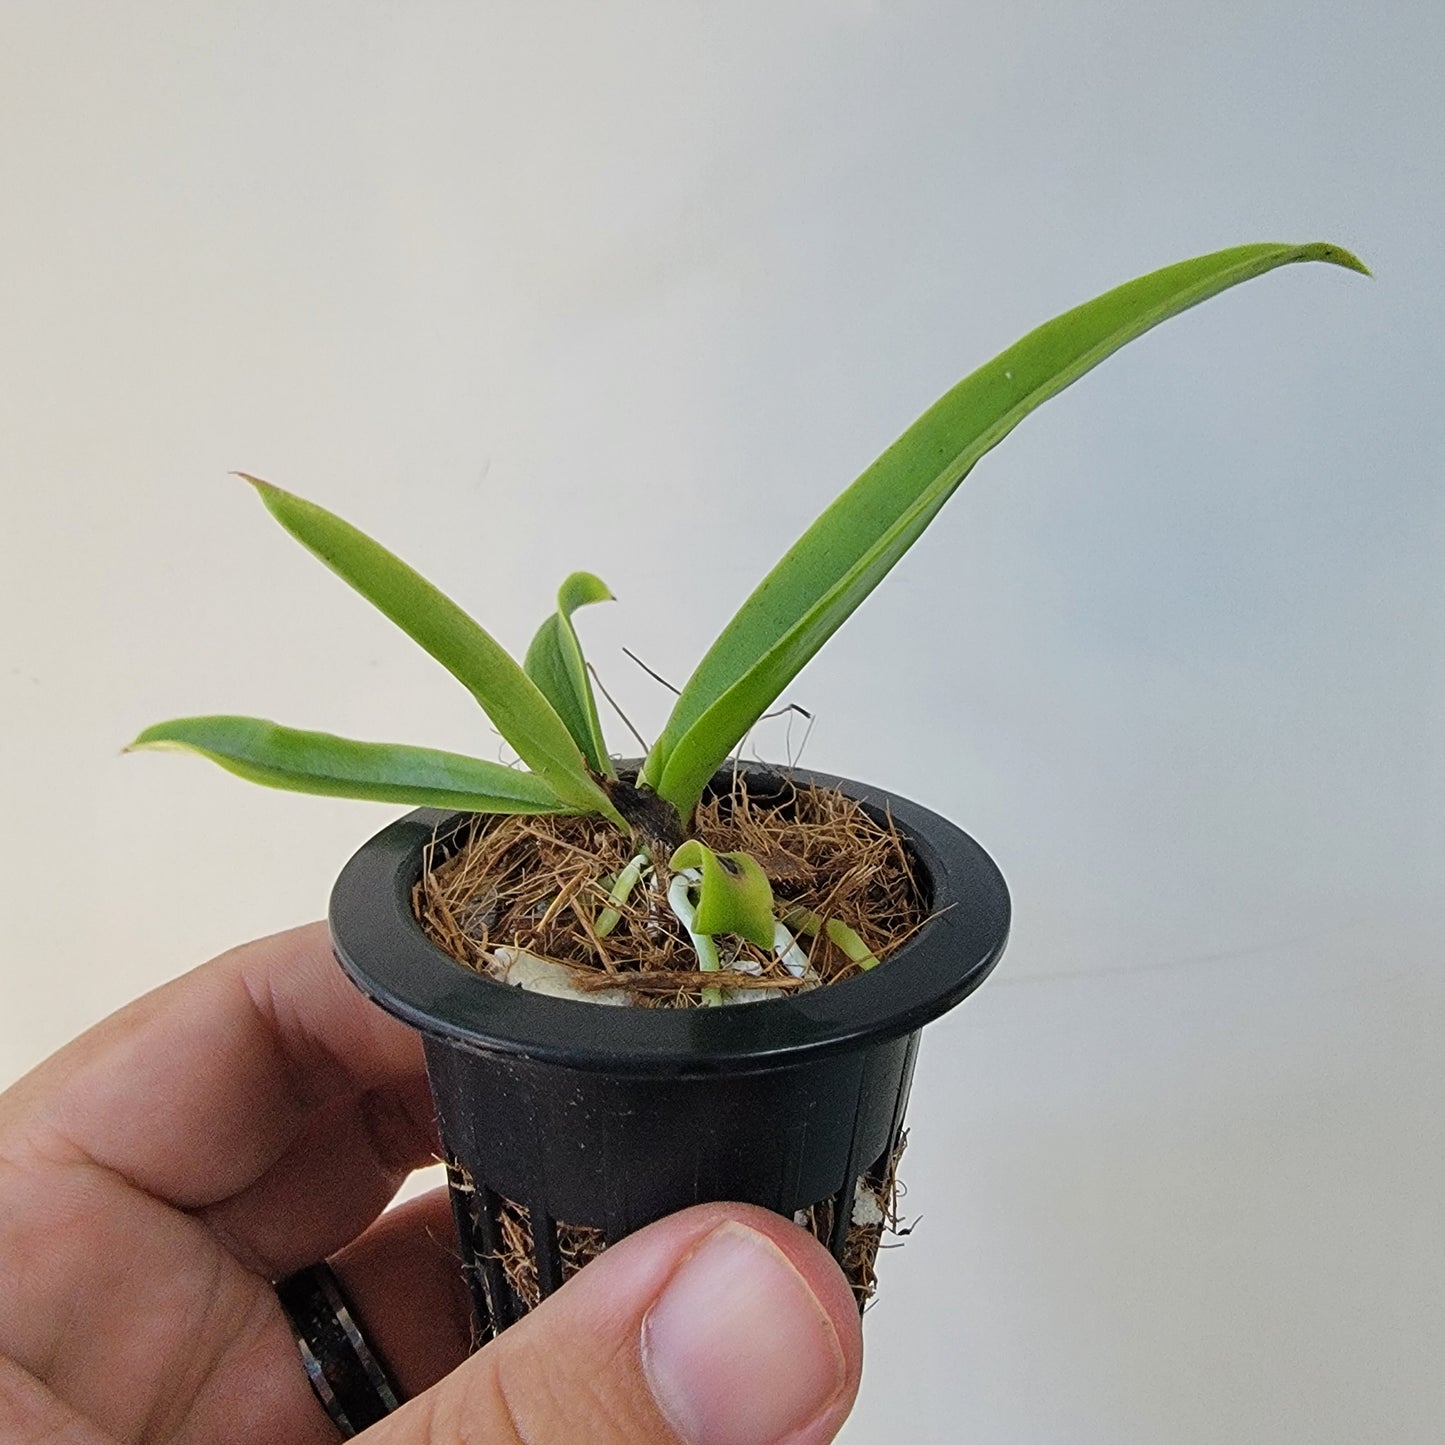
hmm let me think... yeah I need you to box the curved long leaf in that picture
[523,572,615,777]
[241,477,624,826]
[129,715,577,812]
[642,241,1367,810]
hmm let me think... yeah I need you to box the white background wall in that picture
[2,4,1441,1440]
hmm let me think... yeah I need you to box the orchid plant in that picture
[132,241,1365,1000]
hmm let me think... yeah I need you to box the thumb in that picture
[363,1201,863,1445]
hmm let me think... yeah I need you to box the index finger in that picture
[1,922,439,1271]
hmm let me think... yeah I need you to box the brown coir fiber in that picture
[794,1133,911,1309]
[413,769,928,1006]
[491,1202,608,1309]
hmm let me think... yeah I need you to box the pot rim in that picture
[329,765,1010,1074]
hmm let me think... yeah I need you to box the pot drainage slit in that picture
[446,1137,908,1343]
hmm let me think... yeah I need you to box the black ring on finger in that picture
[276,1261,403,1438]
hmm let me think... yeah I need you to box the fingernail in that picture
[641,1220,847,1445]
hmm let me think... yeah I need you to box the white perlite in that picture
[792,1181,888,1231]
[851,1178,886,1228]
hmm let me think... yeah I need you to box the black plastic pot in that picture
[329,767,1009,1341]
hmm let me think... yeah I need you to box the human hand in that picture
[0,923,863,1443]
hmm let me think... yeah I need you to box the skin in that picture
[0,923,863,1443]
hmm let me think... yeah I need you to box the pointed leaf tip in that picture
[558,571,615,611]
[1299,242,1370,276]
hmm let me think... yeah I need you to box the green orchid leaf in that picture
[523,571,616,778]
[240,477,624,826]
[669,840,776,949]
[642,241,1368,811]
[670,839,708,870]
[129,715,576,813]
